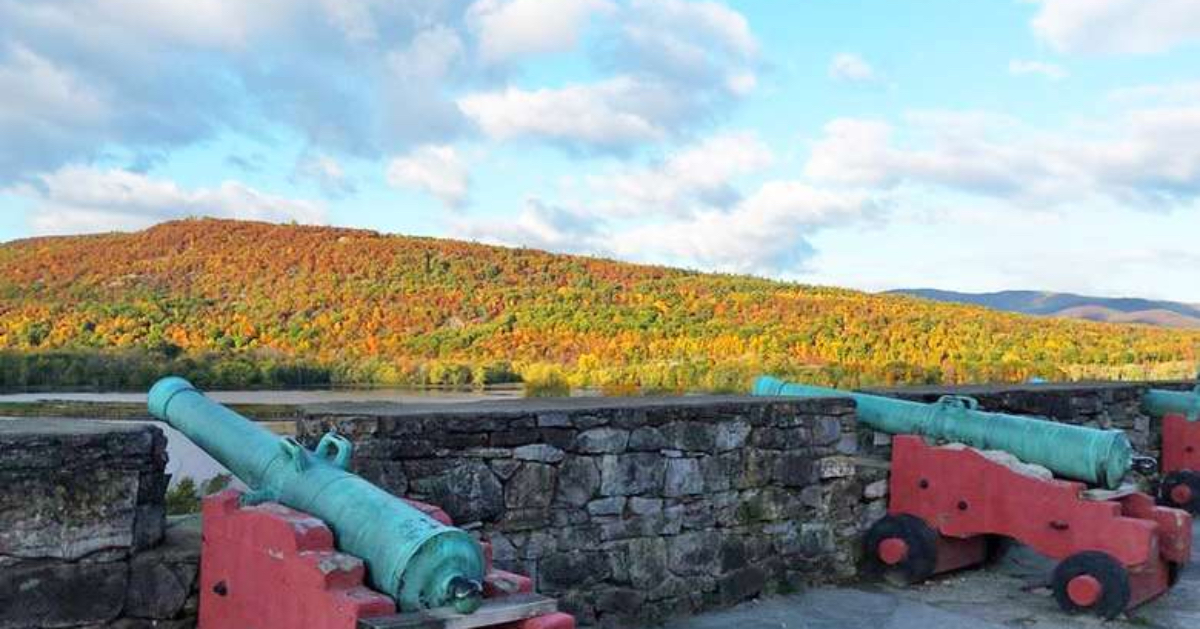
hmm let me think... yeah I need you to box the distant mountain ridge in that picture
[889,289,1200,329]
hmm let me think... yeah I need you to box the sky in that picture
[2,0,1200,301]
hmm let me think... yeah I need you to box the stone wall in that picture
[0,420,198,629]
[298,396,867,628]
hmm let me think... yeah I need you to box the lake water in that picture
[0,386,528,405]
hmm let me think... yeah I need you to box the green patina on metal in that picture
[1143,386,1200,422]
[752,376,1133,489]
[148,376,485,613]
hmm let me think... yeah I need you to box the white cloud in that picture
[609,183,876,273]
[0,43,116,178]
[1008,59,1068,80]
[387,26,465,82]
[386,145,470,207]
[467,0,614,64]
[804,115,1064,199]
[1108,81,1200,104]
[802,200,1200,302]
[626,0,758,60]
[451,128,875,274]
[453,197,601,253]
[590,132,773,215]
[828,53,876,82]
[63,0,290,51]
[16,166,325,235]
[0,45,110,127]
[456,0,761,152]
[454,180,875,274]
[616,0,760,97]
[458,77,668,149]
[293,153,355,198]
[726,72,758,96]
[804,102,1200,208]
[1030,0,1200,54]
[316,0,382,45]
[0,0,764,179]
[0,0,468,180]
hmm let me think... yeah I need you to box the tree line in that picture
[1,218,1196,392]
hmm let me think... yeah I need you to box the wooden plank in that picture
[358,594,558,629]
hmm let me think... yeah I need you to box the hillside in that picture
[1,219,1198,391]
[890,289,1200,329]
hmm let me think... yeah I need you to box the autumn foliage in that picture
[0,218,1196,391]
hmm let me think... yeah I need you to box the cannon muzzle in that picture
[148,377,485,612]
[753,376,1134,489]
[1143,386,1200,422]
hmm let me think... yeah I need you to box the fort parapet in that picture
[3,380,1197,628]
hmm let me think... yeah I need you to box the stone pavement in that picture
[659,527,1200,629]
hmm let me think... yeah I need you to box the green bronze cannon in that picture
[1141,385,1200,511]
[752,376,1135,489]
[1143,386,1200,422]
[148,377,485,613]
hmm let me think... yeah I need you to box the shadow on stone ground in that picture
[659,527,1200,629]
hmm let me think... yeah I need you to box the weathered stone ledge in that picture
[0,420,196,629]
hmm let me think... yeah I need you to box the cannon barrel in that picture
[752,376,1133,489]
[148,377,485,613]
[1143,387,1200,422]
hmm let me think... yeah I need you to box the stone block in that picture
[667,531,721,576]
[863,479,888,500]
[627,497,662,516]
[714,421,751,451]
[595,588,646,613]
[0,558,128,628]
[716,565,767,606]
[598,453,665,497]
[513,444,566,463]
[537,412,572,428]
[598,513,667,541]
[664,458,703,497]
[409,460,504,523]
[617,538,669,589]
[586,497,627,516]
[352,460,408,493]
[555,457,600,506]
[698,453,740,492]
[540,551,610,591]
[835,433,859,454]
[125,525,200,619]
[490,458,522,481]
[816,457,856,479]
[774,452,815,487]
[812,417,843,446]
[506,463,557,509]
[659,422,718,452]
[574,428,630,454]
[627,427,667,451]
[749,427,810,450]
[0,421,167,561]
